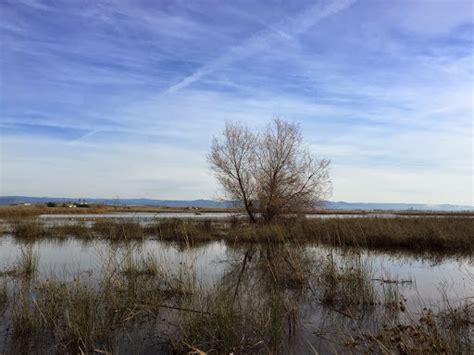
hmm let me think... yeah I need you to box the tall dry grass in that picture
[91,219,145,240]
[0,204,111,219]
[230,217,474,253]
[318,255,377,308]
[2,216,473,254]
[0,247,39,278]
[10,218,44,239]
[175,284,286,353]
[144,218,216,243]
[6,252,176,353]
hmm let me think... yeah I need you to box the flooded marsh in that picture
[3,214,473,253]
[0,215,472,353]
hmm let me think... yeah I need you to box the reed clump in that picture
[0,247,39,279]
[120,252,160,277]
[58,284,114,352]
[91,219,144,240]
[11,290,41,339]
[144,218,215,243]
[175,284,285,354]
[10,218,44,240]
[318,256,377,309]
[9,247,39,278]
[381,282,406,313]
[0,279,7,312]
[256,244,315,291]
[33,279,116,353]
[46,223,92,239]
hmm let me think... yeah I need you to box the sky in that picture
[0,0,473,205]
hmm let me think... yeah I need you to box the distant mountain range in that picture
[322,201,473,212]
[0,196,229,208]
[1,196,472,212]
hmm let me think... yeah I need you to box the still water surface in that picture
[0,235,472,308]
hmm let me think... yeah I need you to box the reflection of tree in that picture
[224,243,315,294]
[217,243,317,350]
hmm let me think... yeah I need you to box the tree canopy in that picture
[209,119,331,222]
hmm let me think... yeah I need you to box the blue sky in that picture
[0,0,472,204]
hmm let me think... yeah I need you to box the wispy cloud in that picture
[1,0,472,204]
[166,0,357,93]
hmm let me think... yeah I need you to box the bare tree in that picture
[209,122,258,222]
[209,119,331,222]
[255,119,331,221]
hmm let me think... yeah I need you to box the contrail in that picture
[165,0,357,94]
[68,129,101,145]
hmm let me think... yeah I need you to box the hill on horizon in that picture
[0,196,472,212]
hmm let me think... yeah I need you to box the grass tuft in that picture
[12,289,41,339]
[144,218,215,243]
[0,279,7,312]
[121,252,160,277]
[176,284,285,354]
[319,255,377,309]
[16,247,39,278]
[10,218,44,240]
[91,219,144,240]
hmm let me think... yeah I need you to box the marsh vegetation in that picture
[3,215,473,254]
[0,216,472,354]
[0,201,473,354]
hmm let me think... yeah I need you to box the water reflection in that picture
[0,235,472,354]
[0,235,472,304]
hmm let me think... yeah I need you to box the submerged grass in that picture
[144,218,216,243]
[91,219,145,240]
[0,279,7,312]
[120,252,160,277]
[12,289,41,339]
[256,243,315,291]
[47,223,92,239]
[53,283,114,352]
[7,252,167,353]
[10,218,44,240]
[0,243,471,354]
[172,243,314,353]
[17,247,39,278]
[176,283,286,353]
[29,279,117,353]
[318,255,377,309]
[1,247,40,278]
[381,282,406,313]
